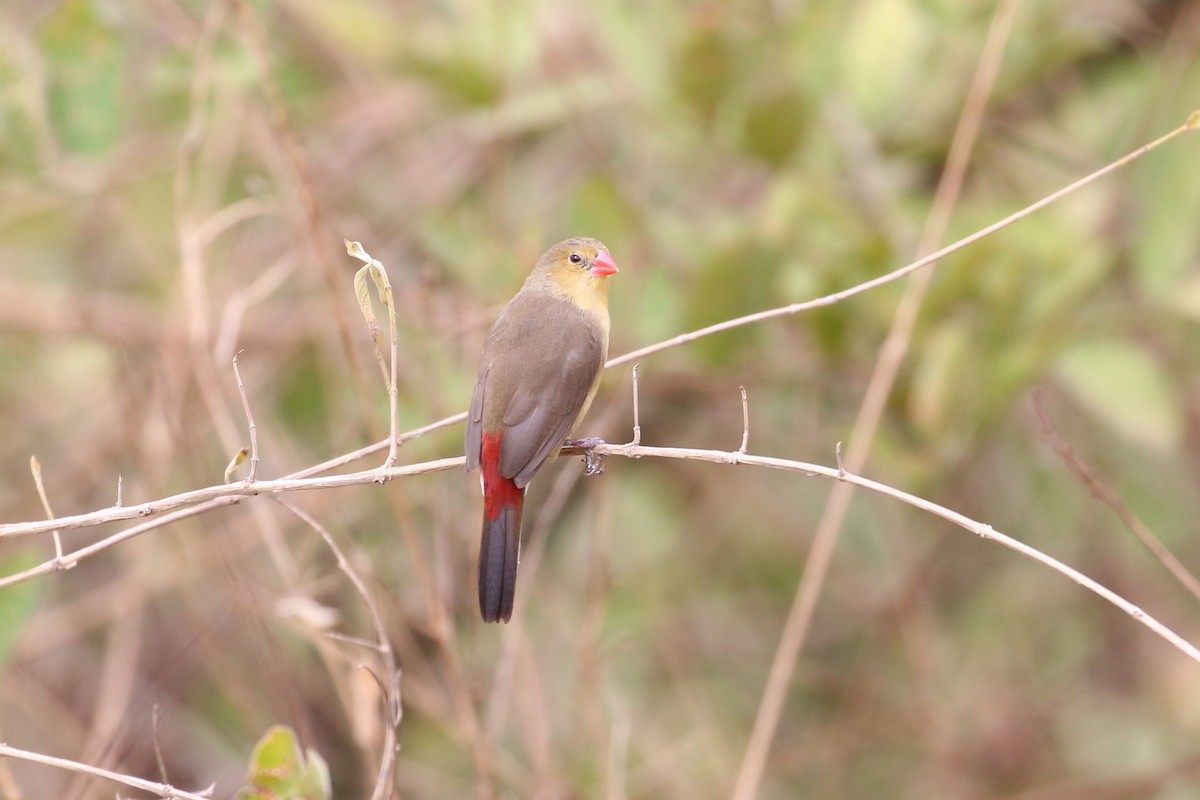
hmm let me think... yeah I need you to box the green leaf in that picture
[237,725,331,800]
[1054,338,1182,452]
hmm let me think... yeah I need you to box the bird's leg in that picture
[563,437,607,476]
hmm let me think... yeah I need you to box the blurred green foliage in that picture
[1,0,1199,798]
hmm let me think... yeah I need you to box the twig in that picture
[738,386,749,454]
[7,443,1200,673]
[0,727,22,800]
[629,364,641,446]
[275,500,401,800]
[0,498,240,589]
[231,350,259,482]
[0,742,213,800]
[284,414,467,480]
[29,456,63,563]
[0,459,462,540]
[566,441,1200,666]
[1035,391,1200,602]
[346,240,401,472]
[152,705,170,786]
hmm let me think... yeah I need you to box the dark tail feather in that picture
[479,503,522,623]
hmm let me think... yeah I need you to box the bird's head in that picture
[527,237,619,313]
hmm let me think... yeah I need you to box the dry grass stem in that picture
[733,3,1022,795]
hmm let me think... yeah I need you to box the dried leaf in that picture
[354,264,380,351]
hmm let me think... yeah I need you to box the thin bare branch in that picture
[738,386,749,454]
[629,364,641,446]
[152,705,170,786]
[284,414,467,480]
[0,742,213,800]
[29,455,63,561]
[0,498,240,589]
[231,350,259,482]
[6,442,1199,676]
[0,459,462,540]
[565,442,1200,667]
[275,500,401,799]
[0,726,21,800]
[1035,392,1200,603]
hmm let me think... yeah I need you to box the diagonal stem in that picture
[733,1,1023,796]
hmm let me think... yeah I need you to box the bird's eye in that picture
[569,253,583,265]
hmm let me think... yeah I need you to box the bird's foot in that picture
[563,437,607,476]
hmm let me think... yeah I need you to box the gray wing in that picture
[464,362,487,474]
[499,325,604,487]
[465,292,605,487]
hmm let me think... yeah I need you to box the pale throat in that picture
[550,276,611,331]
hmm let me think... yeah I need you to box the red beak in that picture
[589,249,619,277]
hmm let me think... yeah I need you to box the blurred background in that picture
[2,0,1200,797]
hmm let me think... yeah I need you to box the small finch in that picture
[465,237,619,623]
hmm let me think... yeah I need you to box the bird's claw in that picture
[583,450,606,476]
[563,437,607,476]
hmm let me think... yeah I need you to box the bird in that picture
[465,237,619,623]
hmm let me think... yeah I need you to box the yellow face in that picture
[531,237,619,320]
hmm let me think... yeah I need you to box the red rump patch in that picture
[481,432,524,520]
